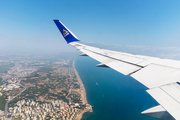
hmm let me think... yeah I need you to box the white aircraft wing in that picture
[54,20,179,120]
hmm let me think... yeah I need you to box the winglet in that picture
[53,20,80,43]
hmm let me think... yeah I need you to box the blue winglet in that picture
[53,20,80,43]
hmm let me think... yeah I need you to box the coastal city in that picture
[0,55,92,120]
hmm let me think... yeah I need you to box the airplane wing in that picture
[53,20,180,120]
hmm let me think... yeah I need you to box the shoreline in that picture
[73,59,88,104]
[73,59,93,119]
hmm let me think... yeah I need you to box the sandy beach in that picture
[73,59,93,120]
[73,59,88,104]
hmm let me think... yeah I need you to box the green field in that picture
[0,96,6,110]
[0,77,3,86]
[0,63,15,73]
[14,116,21,120]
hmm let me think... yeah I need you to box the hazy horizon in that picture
[0,0,180,55]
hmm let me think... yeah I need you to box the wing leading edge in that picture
[54,20,180,120]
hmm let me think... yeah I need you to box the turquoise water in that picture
[75,54,158,120]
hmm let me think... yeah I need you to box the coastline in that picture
[73,59,93,119]
[73,59,88,104]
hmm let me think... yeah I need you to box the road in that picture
[66,62,74,103]
[5,79,26,117]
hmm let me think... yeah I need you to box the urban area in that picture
[0,55,92,120]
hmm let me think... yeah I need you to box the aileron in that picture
[147,84,180,120]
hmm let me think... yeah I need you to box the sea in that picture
[75,53,158,120]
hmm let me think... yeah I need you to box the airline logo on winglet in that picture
[63,29,69,37]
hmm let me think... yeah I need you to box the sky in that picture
[0,0,180,54]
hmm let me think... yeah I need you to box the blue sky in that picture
[0,0,180,54]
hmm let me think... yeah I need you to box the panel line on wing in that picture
[80,48,142,75]
[147,84,180,119]
[160,83,180,104]
[160,87,180,105]
[83,48,144,68]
